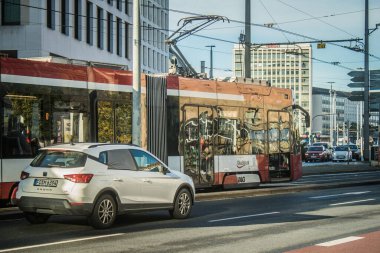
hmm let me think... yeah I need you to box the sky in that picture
[168,0,380,92]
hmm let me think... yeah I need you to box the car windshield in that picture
[308,146,323,151]
[335,146,349,151]
[349,145,358,150]
[30,150,87,168]
[313,143,328,148]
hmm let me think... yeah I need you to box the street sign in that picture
[348,70,364,77]
[347,82,365,88]
[348,96,364,101]
[348,80,380,88]
[348,92,380,101]
[351,76,364,82]
[348,69,380,77]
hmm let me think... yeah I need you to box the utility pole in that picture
[206,45,215,79]
[328,82,335,145]
[244,0,251,78]
[132,0,141,146]
[333,90,337,146]
[363,0,369,160]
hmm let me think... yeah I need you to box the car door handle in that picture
[142,179,152,183]
[113,178,123,182]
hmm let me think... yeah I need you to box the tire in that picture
[24,212,50,224]
[88,194,117,229]
[169,188,192,219]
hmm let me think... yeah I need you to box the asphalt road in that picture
[0,184,379,253]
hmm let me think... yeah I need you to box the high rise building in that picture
[0,0,169,73]
[312,87,363,145]
[233,43,312,134]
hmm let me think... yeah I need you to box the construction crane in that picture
[166,15,229,77]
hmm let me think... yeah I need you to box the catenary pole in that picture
[363,0,369,160]
[244,0,251,78]
[132,0,141,146]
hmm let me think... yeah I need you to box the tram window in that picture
[1,95,41,158]
[97,100,132,143]
[244,108,265,154]
[52,98,89,144]
[167,96,179,156]
[279,112,290,152]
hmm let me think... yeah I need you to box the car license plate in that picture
[33,179,58,187]
[311,156,316,158]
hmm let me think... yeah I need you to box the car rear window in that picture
[30,150,87,168]
[308,146,323,151]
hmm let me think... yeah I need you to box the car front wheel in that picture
[24,212,50,224]
[169,188,192,219]
[88,194,117,229]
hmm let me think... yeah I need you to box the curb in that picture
[195,179,380,201]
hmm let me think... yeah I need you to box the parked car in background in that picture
[332,145,352,162]
[16,143,195,229]
[305,146,329,162]
[312,142,333,160]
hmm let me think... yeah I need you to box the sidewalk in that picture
[302,161,380,175]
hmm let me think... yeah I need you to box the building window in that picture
[46,0,55,29]
[86,1,93,45]
[143,46,147,66]
[125,0,129,15]
[2,0,20,25]
[61,0,69,35]
[116,18,122,56]
[107,0,112,6]
[125,22,130,59]
[74,0,82,40]
[116,0,121,10]
[107,12,113,53]
[97,7,103,49]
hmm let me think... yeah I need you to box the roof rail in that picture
[88,143,140,148]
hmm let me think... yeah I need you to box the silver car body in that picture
[16,143,195,220]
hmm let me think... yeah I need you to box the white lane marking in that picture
[310,191,371,199]
[329,198,375,206]
[0,233,124,252]
[209,212,279,223]
[316,236,363,247]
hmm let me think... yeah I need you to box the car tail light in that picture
[20,171,29,180]
[64,174,93,183]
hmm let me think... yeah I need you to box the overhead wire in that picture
[276,0,358,38]
[2,0,378,69]
[259,0,291,42]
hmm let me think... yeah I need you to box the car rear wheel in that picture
[24,212,50,224]
[169,188,192,219]
[88,194,116,229]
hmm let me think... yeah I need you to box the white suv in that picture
[16,143,195,229]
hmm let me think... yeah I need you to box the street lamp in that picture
[312,113,338,145]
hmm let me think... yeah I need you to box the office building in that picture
[0,0,169,72]
[312,87,362,145]
[233,43,312,134]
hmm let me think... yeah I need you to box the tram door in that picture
[267,110,291,180]
[97,101,132,143]
[183,105,214,187]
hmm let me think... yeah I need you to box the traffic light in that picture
[317,42,326,49]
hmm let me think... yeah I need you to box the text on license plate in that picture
[34,179,58,187]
